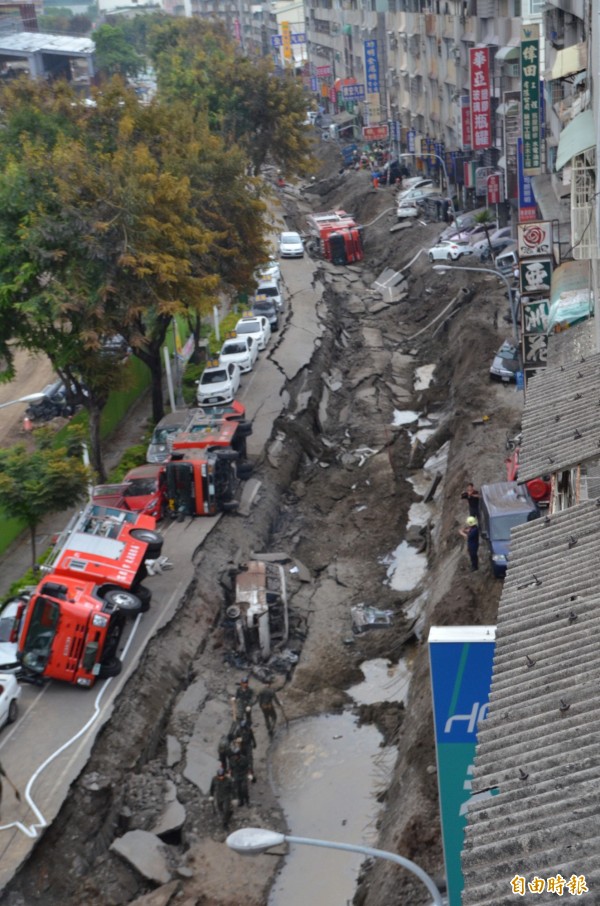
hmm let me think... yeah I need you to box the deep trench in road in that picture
[0,169,524,906]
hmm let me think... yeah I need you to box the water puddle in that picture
[381,540,427,592]
[414,363,436,391]
[269,713,391,906]
[391,409,419,426]
[347,657,411,705]
[408,500,432,528]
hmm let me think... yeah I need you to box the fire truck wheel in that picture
[236,420,253,437]
[236,462,253,481]
[99,657,123,679]
[7,699,18,723]
[103,589,143,617]
[221,501,239,513]
[130,528,164,558]
[135,585,152,612]
[211,448,239,462]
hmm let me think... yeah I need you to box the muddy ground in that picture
[0,143,524,906]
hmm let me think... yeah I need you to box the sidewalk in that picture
[0,389,153,599]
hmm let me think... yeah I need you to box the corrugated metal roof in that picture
[461,499,600,904]
[517,352,600,482]
[546,319,595,367]
[0,33,94,55]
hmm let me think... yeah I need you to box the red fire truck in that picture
[17,504,163,687]
[306,210,364,265]
[164,448,242,518]
[171,408,252,460]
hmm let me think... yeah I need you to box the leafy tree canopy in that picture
[148,19,314,176]
[93,24,145,78]
[0,426,90,568]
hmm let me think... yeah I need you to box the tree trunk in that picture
[88,403,106,482]
[149,357,165,424]
[29,522,37,572]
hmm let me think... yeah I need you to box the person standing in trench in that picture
[459,516,480,572]
[461,482,480,519]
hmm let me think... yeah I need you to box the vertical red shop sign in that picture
[469,47,491,151]
[460,96,471,148]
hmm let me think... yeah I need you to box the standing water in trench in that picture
[268,660,409,906]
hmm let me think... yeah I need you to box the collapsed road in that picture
[0,152,525,906]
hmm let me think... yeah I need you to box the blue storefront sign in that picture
[429,626,497,906]
[517,137,537,222]
[407,128,416,153]
[342,83,366,100]
[364,39,380,94]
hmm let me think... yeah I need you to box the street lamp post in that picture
[398,151,457,224]
[226,827,444,906]
[433,263,518,342]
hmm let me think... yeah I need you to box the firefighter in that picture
[233,677,255,725]
[234,719,257,778]
[257,681,286,737]
[209,768,234,829]
[229,744,251,807]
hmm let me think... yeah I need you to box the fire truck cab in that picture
[164,449,240,518]
[306,210,364,265]
[17,505,163,687]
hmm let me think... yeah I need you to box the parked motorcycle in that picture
[25,381,75,422]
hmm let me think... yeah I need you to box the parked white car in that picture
[279,231,304,258]
[428,239,476,262]
[397,179,439,203]
[234,315,272,351]
[196,362,241,406]
[254,258,281,286]
[396,203,420,220]
[219,335,258,374]
[0,595,28,674]
[256,279,283,311]
[0,672,20,727]
[397,177,435,198]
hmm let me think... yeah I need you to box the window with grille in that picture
[571,149,598,260]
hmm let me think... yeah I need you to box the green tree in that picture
[93,24,145,78]
[149,19,314,176]
[0,428,90,569]
[473,209,495,261]
[0,79,224,462]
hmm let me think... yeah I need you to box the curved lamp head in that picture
[432,265,449,273]
[226,827,286,855]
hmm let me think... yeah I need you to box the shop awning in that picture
[547,259,593,333]
[550,41,587,80]
[332,110,357,126]
[495,44,519,62]
[555,108,595,171]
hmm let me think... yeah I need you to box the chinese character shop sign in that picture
[487,173,501,205]
[281,21,292,63]
[521,25,541,174]
[469,47,491,151]
[364,40,380,94]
